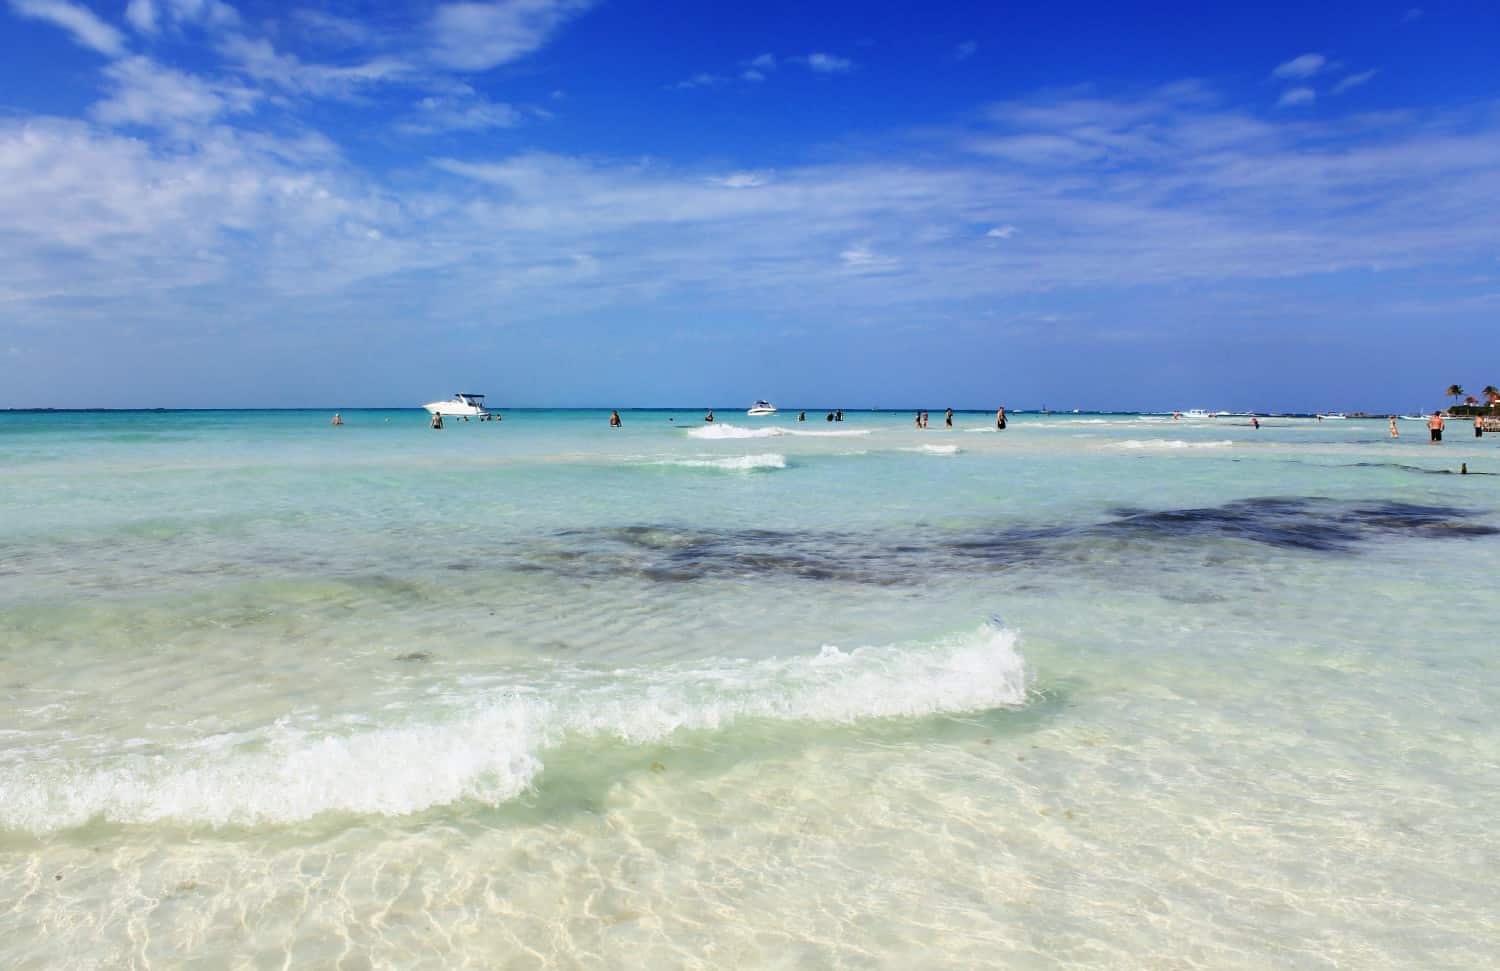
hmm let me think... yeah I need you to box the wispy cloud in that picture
[219,34,413,97]
[1332,70,1377,95]
[986,225,1018,239]
[398,87,524,134]
[9,0,125,56]
[124,0,239,35]
[1403,7,1423,22]
[672,72,722,90]
[679,50,852,90]
[93,56,258,129]
[1272,53,1326,80]
[804,52,853,74]
[1276,87,1316,108]
[955,40,977,61]
[428,0,593,71]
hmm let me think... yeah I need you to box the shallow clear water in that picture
[2,409,1498,968]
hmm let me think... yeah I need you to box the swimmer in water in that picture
[1389,416,1398,439]
[430,412,443,430]
[609,410,622,427]
[1428,411,1444,444]
[704,410,714,423]
[331,412,342,426]
[798,411,806,422]
[945,408,953,428]
[996,407,1007,430]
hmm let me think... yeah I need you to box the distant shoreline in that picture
[0,407,1423,417]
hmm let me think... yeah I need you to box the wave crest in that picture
[0,624,1028,833]
[686,423,870,440]
[654,453,787,471]
[1105,439,1234,450]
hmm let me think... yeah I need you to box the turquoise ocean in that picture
[2,409,1498,968]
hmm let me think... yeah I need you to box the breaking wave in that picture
[653,453,787,471]
[1104,439,1235,450]
[686,423,870,440]
[0,624,1028,833]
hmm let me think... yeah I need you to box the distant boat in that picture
[747,400,777,416]
[1317,413,1348,420]
[424,393,490,417]
[1182,409,1213,419]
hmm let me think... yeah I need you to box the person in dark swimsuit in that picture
[1428,412,1444,443]
[609,410,622,427]
[945,408,953,428]
[996,407,1007,430]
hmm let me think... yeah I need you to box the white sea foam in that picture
[904,444,961,455]
[686,423,869,440]
[1105,439,1235,450]
[0,625,1027,833]
[654,453,787,471]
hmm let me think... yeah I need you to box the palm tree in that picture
[1483,385,1500,406]
[1447,384,1466,409]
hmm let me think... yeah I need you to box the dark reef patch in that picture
[516,497,1495,585]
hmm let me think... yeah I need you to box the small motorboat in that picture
[747,400,778,416]
[424,393,490,418]
[1317,413,1348,420]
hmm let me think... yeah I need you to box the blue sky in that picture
[1,0,1497,410]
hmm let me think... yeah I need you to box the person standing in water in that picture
[945,408,954,428]
[914,411,922,428]
[609,410,622,427]
[996,407,1007,430]
[331,413,342,426]
[1428,411,1444,443]
[430,412,443,430]
[1389,416,1399,439]
[798,411,806,422]
[1476,415,1485,439]
[704,410,714,423]
[1251,416,1260,430]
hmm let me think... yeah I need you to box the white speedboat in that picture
[424,393,490,417]
[1317,413,1348,420]
[1182,409,1213,419]
[747,400,777,416]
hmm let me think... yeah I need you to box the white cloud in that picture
[219,35,412,97]
[1276,87,1316,108]
[1403,7,1423,22]
[125,0,155,32]
[717,172,768,189]
[398,89,523,134]
[955,41,977,61]
[741,69,766,82]
[805,52,853,74]
[428,0,593,71]
[746,53,776,70]
[125,0,238,35]
[93,57,258,129]
[290,9,372,48]
[9,0,125,55]
[1332,70,1377,95]
[840,243,897,270]
[5,82,1500,371]
[1272,53,1326,80]
[968,133,1106,164]
[672,72,722,90]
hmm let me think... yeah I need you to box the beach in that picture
[2,409,1498,968]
